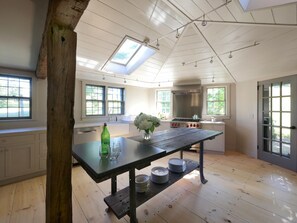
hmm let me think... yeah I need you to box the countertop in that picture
[200,121,225,125]
[0,121,129,135]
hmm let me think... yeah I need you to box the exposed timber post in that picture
[46,22,76,223]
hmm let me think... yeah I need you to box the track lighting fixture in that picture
[158,82,160,87]
[212,75,215,83]
[201,14,207,26]
[176,29,180,38]
[102,75,105,80]
[124,79,127,83]
[156,39,160,48]
[182,41,259,67]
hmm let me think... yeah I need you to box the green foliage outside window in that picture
[207,87,226,115]
[0,75,31,119]
[156,90,171,118]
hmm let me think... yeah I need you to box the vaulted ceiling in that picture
[1,0,297,87]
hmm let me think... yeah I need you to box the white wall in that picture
[236,80,258,158]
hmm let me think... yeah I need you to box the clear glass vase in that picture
[143,131,151,140]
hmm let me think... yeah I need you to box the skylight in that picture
[110,39,141,65]
[102,36,156,75]
[239,0,297,11]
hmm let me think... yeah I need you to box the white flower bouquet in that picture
[134,112,161,134]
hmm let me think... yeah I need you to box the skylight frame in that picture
[101,35,157,75]
[110,38,142,66]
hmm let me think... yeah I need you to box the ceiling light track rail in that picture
[182,41,260,66]
[193,20,297,28]
[151,0,232,45]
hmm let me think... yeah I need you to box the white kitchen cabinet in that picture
[5,143,35,177]
[108,123,129,137]
[0,133,37,182]
[0,147,4,178]
[201,122,225,154]
[39,133,47,171]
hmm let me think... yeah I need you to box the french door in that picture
[258,75,297,171]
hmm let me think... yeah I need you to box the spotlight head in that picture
[229,51,233,59]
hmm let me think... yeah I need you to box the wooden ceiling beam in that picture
[35,0,90,79]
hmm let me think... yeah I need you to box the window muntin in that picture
[85,84,105,116]
[111,39,141,65]
[0,75,32,119]
[156,90,171,116]
[107,87,124,115]
[206,87,226,115]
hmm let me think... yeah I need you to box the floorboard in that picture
[1,151,297,223]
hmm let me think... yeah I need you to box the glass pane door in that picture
[258,76,297,171]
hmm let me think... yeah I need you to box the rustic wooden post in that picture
[46,22,76,223]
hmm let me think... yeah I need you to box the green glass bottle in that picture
[100,123,110,158]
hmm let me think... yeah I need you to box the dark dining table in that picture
[72,127,222,223]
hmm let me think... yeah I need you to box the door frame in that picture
[258,75,297,171]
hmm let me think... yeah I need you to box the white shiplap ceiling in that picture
[1,0,297,87]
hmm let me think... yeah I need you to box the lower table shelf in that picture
[104,159,199,219]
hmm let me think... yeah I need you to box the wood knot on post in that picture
[61,36,65,42]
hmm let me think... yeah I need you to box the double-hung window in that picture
[206,87,226,116]
[107,87,124,115]
[85,84,105,116]
[156,90,171,117]
[0,74,32,119]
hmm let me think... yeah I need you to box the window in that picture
[85,84,105,116]
[206,87,226,115]
[0,74,32,119]
[102,36,156,75]
[156,90,171,117]
[107,87,125,115]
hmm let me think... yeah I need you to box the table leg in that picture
[180,150,183,159]
[129,169,137,223]
[199,141,208,184]
[111,175,117,195]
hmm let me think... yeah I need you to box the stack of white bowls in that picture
[135,174,149,193]
[150,166,169,184]
[168,158,186,173]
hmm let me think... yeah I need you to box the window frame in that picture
[155,89,172,119]
[107,87,125,115]
[85,84,106,117]
[82,81,126,119]
[202,84,230,120]
[0,74,32,120]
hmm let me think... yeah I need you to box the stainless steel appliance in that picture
[170,118,201,128]
[172,83,202,119]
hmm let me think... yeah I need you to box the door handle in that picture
[290,126,296,129]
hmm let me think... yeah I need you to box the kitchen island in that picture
[72,128,222,223]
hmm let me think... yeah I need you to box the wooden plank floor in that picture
[1,151,297,223]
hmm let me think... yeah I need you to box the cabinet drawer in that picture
[0,134,35,145]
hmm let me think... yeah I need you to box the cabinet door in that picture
[5,143,35,177]
[0,147,5,178]
[202,124,225,153]
[39,133,47,170]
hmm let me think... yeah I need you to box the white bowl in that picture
[151,166,169,184]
